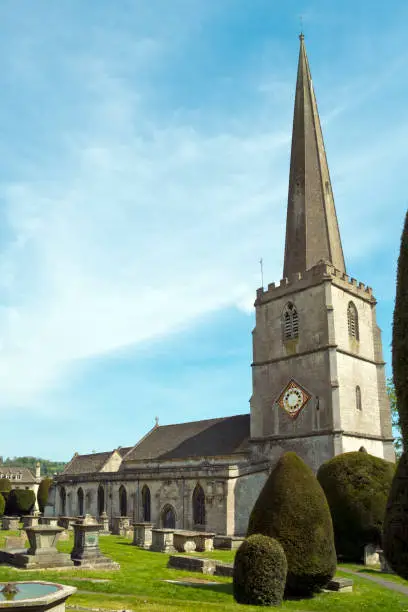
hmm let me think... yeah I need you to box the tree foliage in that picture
[233,534,287,606]
[387,377,402,457]
[37,478,53,512]
[247,452,336,596]
[317,451,395,560]
[7,489,36,515]
[0,478,11,493]
[0,457,66,476]
[383,209,408,579]
[0,493,5,516]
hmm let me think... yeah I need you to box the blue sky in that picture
[0,1,406,459]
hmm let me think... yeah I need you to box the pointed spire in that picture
[283,35,346,278]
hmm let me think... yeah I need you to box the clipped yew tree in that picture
[383,209,408,579]
[247,452,336,596]
[233,534,287,606]
[0,493,5,517]
[7,489,35,515]
[37,477,53,512]
[317,450,395,561]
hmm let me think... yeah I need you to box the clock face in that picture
[277,379,311,420]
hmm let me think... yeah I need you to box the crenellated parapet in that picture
[255,260,375,306]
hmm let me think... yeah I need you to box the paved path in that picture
[340,567,408,596]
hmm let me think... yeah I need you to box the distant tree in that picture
[387,378,402,457]
[37,478,53,512]
[1,457,66,476]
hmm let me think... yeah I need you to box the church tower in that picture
[250,36,394,468]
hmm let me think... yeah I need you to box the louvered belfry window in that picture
[283,302,299,340]
[347,302,359,340]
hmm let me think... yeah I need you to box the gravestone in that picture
[71,515,119,569]
[0,525,73,569]
[133,522,153,549]
[364,543,380,566]
[2,516,20,530]
[21,515,39,529]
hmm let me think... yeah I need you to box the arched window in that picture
[142,485,151,522]
[356,386,362,411]
[59,486,66,515]
[97,485,105,516]
[77,487,84,516]
[283,302,299,340]
[119,485,127,517]
[193,484,206,526]
[161,504,176,529]
[347,302,359,340]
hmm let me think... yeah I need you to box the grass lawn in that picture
[0,531,406,611]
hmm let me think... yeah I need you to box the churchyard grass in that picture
[0,532,406,610]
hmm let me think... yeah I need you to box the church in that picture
[52,36,394,536]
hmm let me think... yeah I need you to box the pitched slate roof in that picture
[62,451,114,476]
[116,446,133,458]
[123,414,250,462]
[0,466,35,482]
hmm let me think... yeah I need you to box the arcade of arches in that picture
[52,476,240,534]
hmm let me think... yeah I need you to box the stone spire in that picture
[283,35,346,278]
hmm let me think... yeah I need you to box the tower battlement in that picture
[255,260,375,306]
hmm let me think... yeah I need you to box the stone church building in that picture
[52,36,394,536]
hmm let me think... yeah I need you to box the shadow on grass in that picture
[173,581,233,595]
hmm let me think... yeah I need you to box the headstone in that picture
[21,515,39,529]
[150,528,175,553]
[379,550,395,574]
[112,516,132,536]
[364,543,380,566]
[40,517,59,527]
[2,516,20,531]
[213,535,245,550]
[99,512,110,534]
[0,525,73,569]
[71,515,119,569]
[132,522,153,549]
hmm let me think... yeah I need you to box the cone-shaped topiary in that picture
[383,210,408,579]
[0,493,5,517]
[7,489,36,515]
[317,451,395,561]
[37,477,53,512]
[392,209,408,447]
[247,452,336,596]
[383,452,408,579]
[233,534,287,606]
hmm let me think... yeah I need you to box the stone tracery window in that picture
[283,302,299,340]
[347,301,359,340]
[356,386,362,411]
[60,486,66,515]
[193,484,206,526]
[142,485,151,522]
[161,504,176,529]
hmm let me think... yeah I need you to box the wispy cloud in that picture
[0,0,406,425]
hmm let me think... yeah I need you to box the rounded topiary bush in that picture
[37,478,53,512]
[317,450,395,561]
[7,489,35,515]
[233,534,287,606]
[0,493,5,516]
[383,451,408,579]
[247,452,336,596]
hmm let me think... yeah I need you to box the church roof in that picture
[123,413,250,463]
[61,451,115,476]
[283,34,346,278]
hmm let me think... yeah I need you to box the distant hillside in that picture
[0,456,66,476]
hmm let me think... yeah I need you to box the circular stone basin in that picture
[0,582,76,610]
